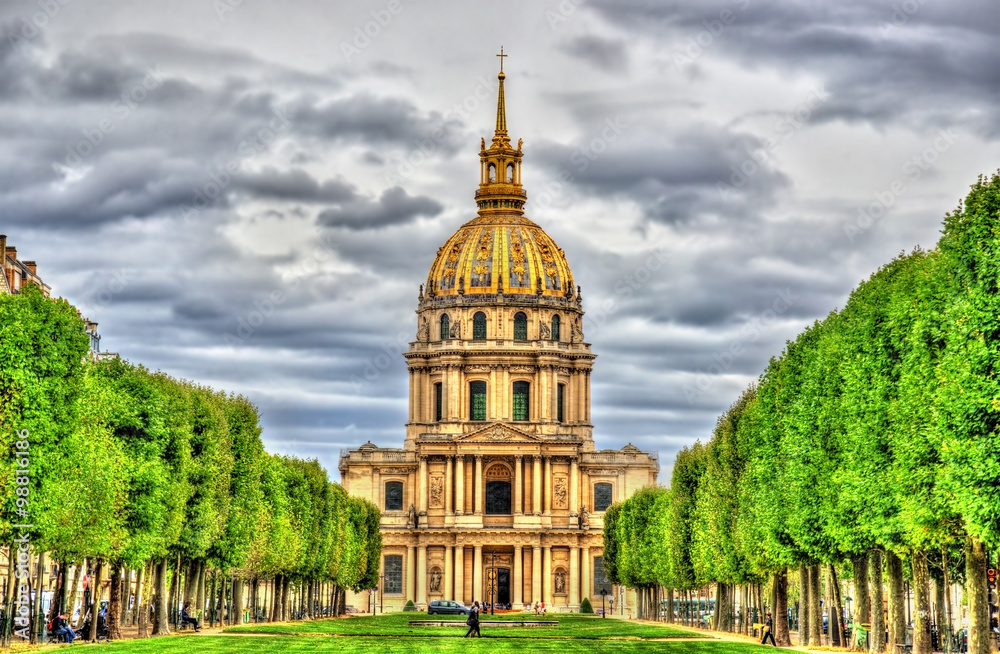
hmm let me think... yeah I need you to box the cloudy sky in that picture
[2,0,997,483]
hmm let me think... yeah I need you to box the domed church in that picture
[340,53,658,613]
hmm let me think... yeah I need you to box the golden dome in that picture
[427,215,574,298]
[424,52,575,301]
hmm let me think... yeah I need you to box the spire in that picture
[496,47,507,136]
[491,47,511,149]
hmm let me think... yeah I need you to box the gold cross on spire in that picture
[497,46,507,73]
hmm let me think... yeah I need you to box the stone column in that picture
[543,456,552,515]
[473,545,483,603]
[569,546,580,608]
[416,545,427,606]
[445,456,453,515]
[532,455,542,515]
[514,455,523,515]
[539,365,548,420]
[580,469,590,513]
[444,545,453,602]
[406,546,416,602]
[418,456,428,515]
[489,365,498,420]
[454,546,465,604]
[408,368,415,421]
[513,545,523,607]
[570,457,579,514]
[581,546,591,603]
[502,365,510,420]
[474,455,483,515]
[455,455,465,515]
[372,467,381,512]
[585,370,591,422]
[543,545,552,605]
[551,366,559,421]
[531,546,542,605]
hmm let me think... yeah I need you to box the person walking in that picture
[761,611,776,646]
[464,601,482,638]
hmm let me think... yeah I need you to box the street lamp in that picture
[491,551,496,616]
[379,575,384,615]
[609,596,615,617]
[601,589,608,618]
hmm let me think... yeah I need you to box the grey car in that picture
[427,600,471,615]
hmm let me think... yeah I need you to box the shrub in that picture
[580,597,594,613]
[404,600,416,612]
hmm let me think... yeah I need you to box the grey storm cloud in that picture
[1,0,993,479]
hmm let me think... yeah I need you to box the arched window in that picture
[440,314,449,340]
[594,482,613,511]
[469,381,487,421]
[473,312,487,340]
[506,164,514,182]
[488,163,496,183]
[514,312,527,341]
[512,381,529,421]
[384,481,403,511]
[551,314,560,341]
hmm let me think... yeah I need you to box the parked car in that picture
[343,606,360,614]
[427,600,471,615]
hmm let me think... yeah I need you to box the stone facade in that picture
[339,58,658,613]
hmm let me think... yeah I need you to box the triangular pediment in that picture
[458,422,542,442]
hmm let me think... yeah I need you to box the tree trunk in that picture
[196,562,207,617]
[887,550,905,650]
[31,550,46,644]
[107,565,123,641]
[853,552,871,651]
[934,576,945,642]
[217,573,227,626]
[133,563,146,627]
[182,561,196,608]
[942,547,954,640]
[912,550,931,654]
[233,576,245,626]
[281,577,289,622]
[799,564,809,645]
[88,558,104,642]
[830,563,846,647]
[965,538,989,654]
[870,549,886,653]
[152,558,170,635]
[66,560,84,628]
[2,549,15,647]
[775,568,791,647]
[809,565,822,646]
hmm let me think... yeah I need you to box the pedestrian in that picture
[464,601,481,638]
[534,601,540,615]
[51,613,76,643]
[761,611,776,646]
[181,602,202,632]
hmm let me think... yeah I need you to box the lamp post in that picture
[491,551,496,616]
[379,575,384,614]
[610,596,615,617]
[601,589,608,618]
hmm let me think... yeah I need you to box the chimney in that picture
[23,261,36,275]
[0,235,6,269]
[5,246,16,261]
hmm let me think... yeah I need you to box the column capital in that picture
[515,454,523,461]
[475,454,483,461]
[533,454,542,462]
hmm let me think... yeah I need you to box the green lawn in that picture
[85,613,794,653]
[225,611,699,639]
[100,636,788,654]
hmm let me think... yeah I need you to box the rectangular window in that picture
[557,384,565,423]
[384,481,403,511]
[470,381,487,421]
[434,382,443,422]
[384,555,403,594]
[512,381,529,421]
[594,482,614,511]
[593,556,611,596]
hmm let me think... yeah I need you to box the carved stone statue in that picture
[406,503,417,529]
[579,505,590,530]
[417,317,429,342]
[571,319,584,344]
[481,137,486,151]
[449,320,461,338]
[517,138,523,152]
[539,321,550,339]
[554,571,565,594]
[429,569,442,593]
